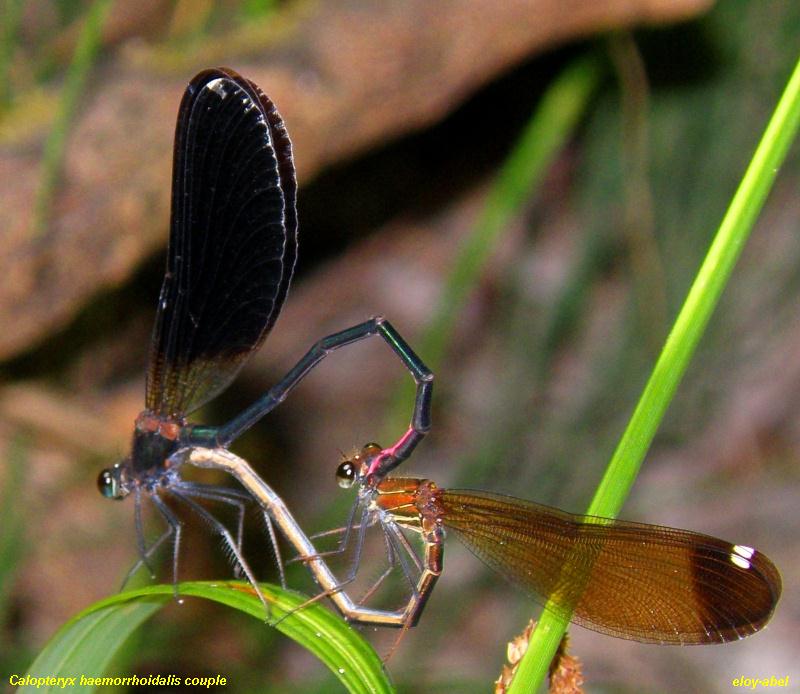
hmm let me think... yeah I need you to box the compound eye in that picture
[362,442,382,459]
[97,468,118,499]
[336,461,357,489]
[97,466,128,499]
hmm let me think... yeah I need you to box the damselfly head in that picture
[336,442,384,488]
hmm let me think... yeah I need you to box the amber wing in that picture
[440,490,781,644]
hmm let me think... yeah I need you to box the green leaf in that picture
[18,598,163,693]
[20,582,393,694]
[507,51,800,694]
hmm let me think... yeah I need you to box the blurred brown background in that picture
[0,0,798,692]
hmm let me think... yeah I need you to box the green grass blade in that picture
[21,582,392,694]
[382,54,603,441]
[18,599,164,692]
[33,0,113,237]
[508,53,800,694]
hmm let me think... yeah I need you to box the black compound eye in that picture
[97,466,128,499]
[97,468,118,499]
[336,461,357,489]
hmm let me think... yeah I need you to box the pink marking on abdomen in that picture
[367,426,415,475]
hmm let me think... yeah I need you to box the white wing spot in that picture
[730,553,751,570]
[207,78,228,99]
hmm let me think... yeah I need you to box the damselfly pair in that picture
[99,68,781,649]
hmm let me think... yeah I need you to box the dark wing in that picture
[440,490,781,644]
[146,67,297,418]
